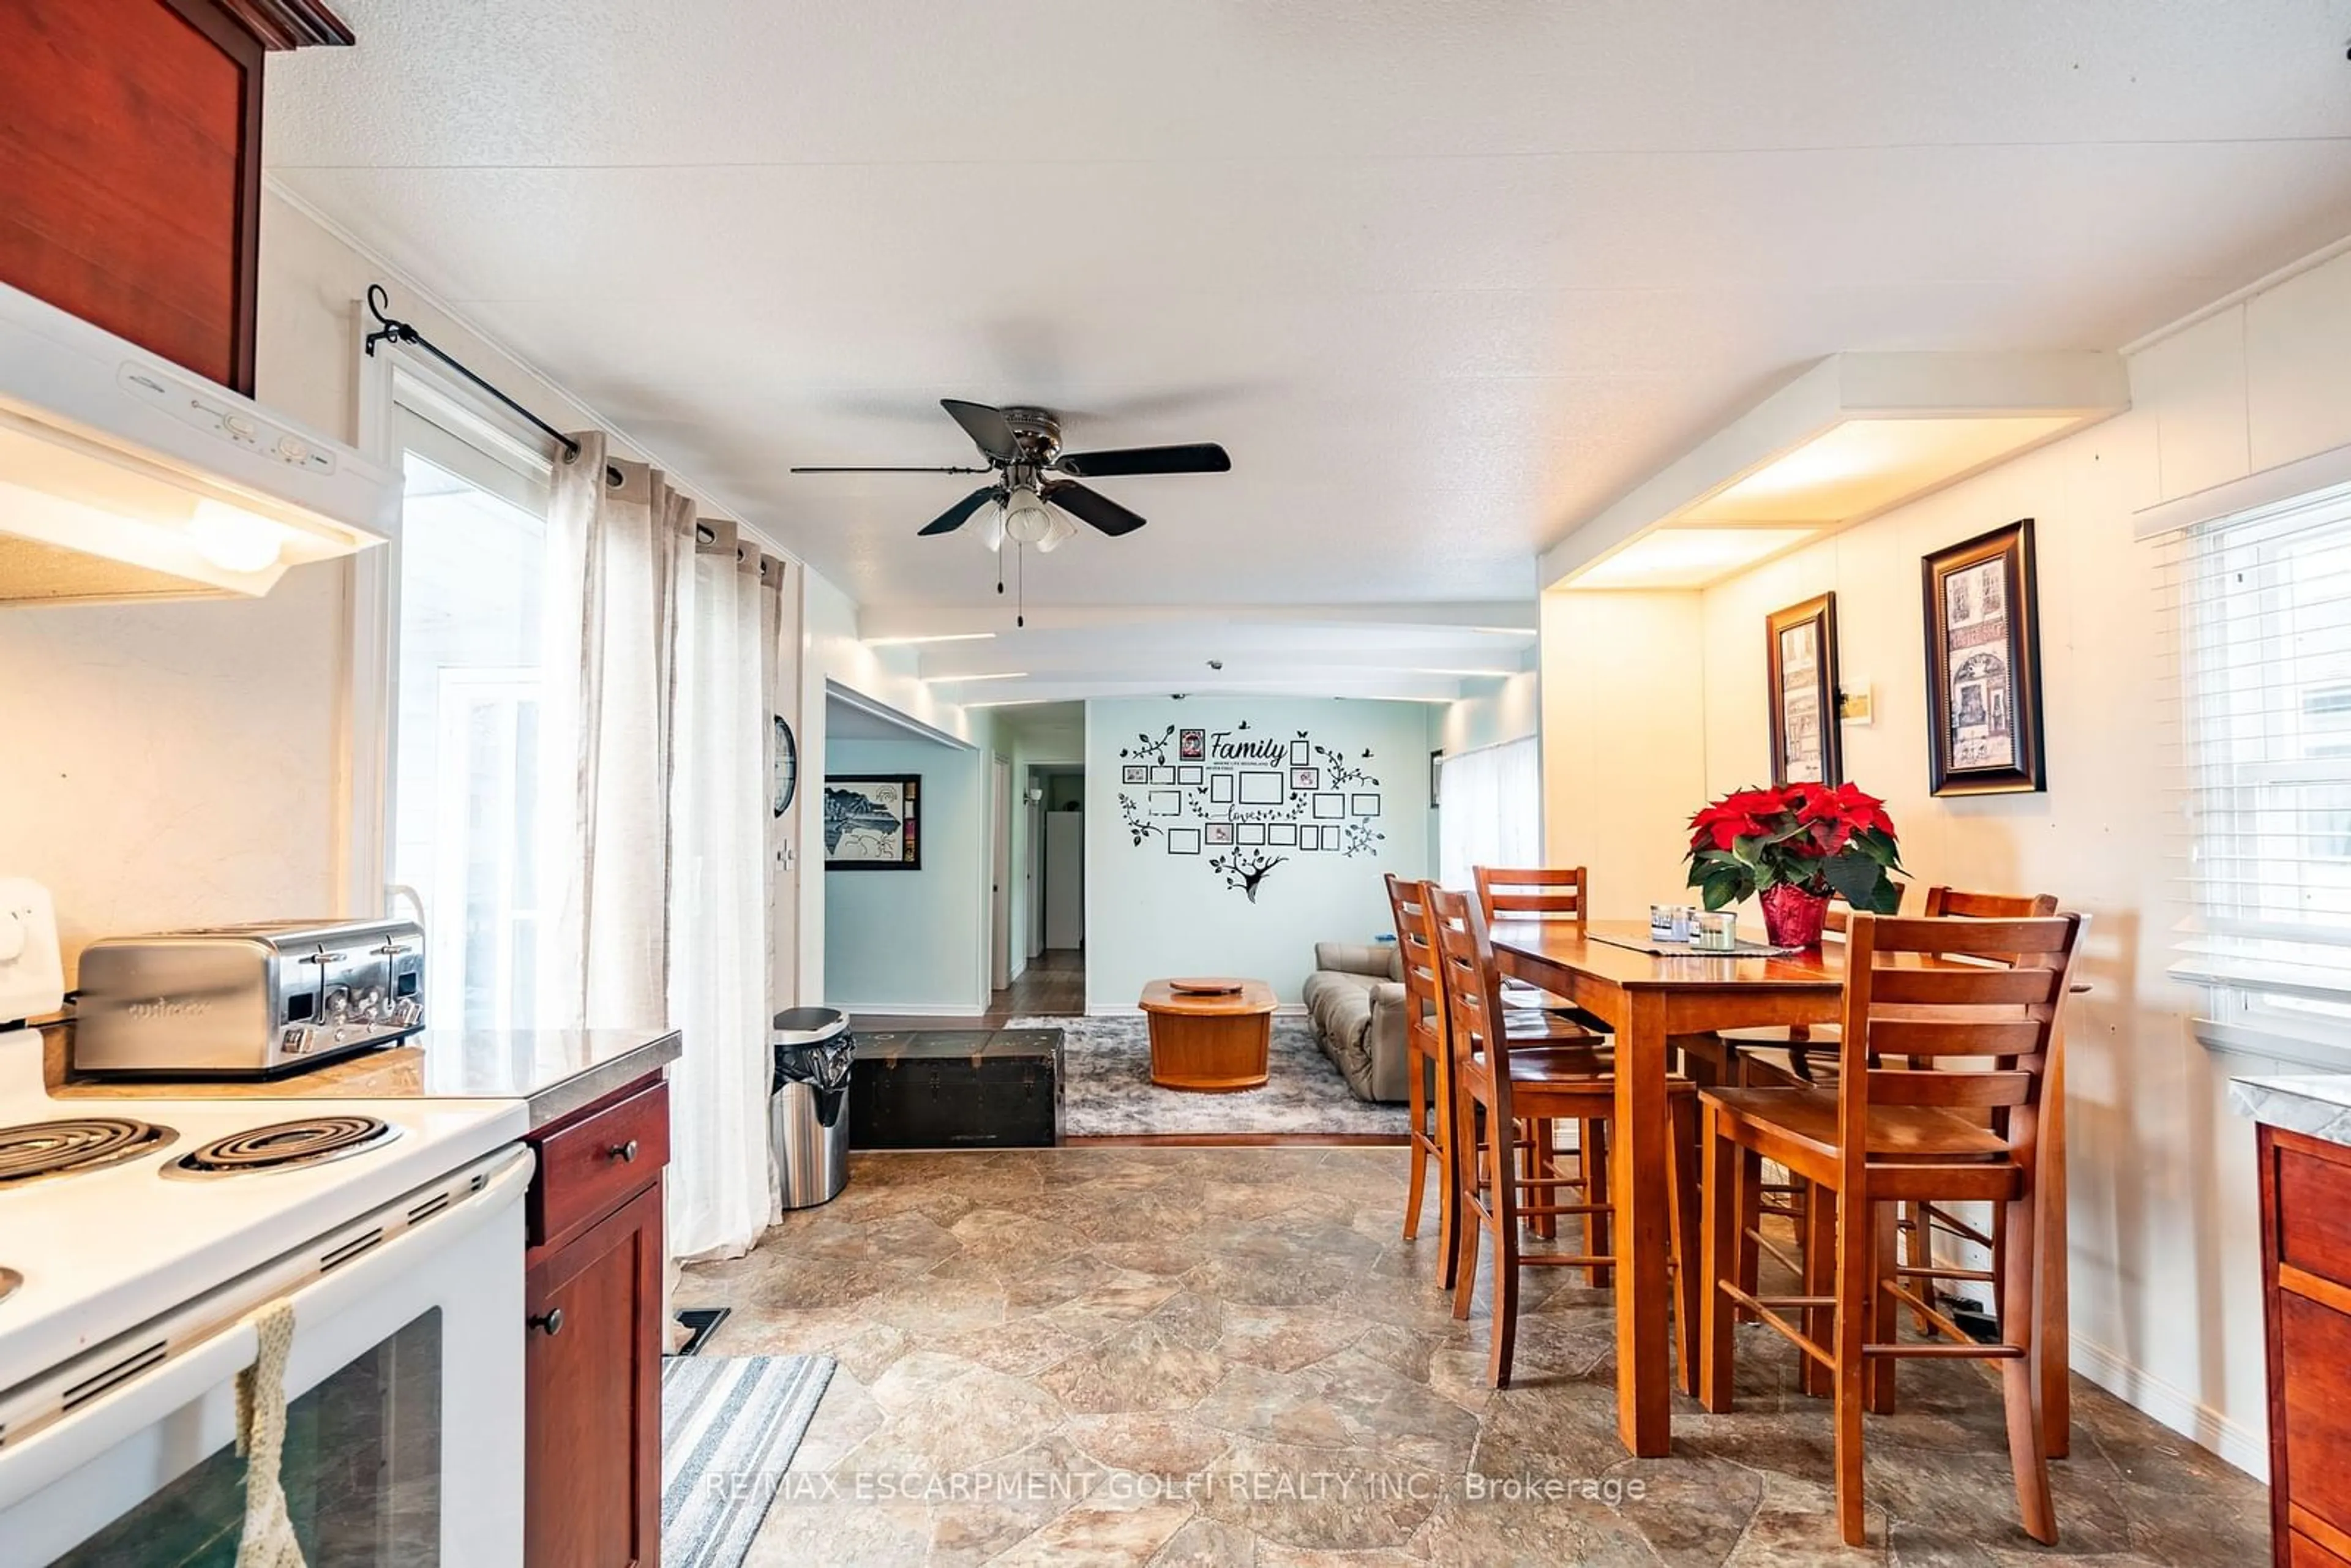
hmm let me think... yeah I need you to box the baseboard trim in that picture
[2069,1335,2269,1480]
[1084,1002,1310,1018]
[1064,1132,1408,1148]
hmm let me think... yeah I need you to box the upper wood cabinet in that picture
[0,0,350,395]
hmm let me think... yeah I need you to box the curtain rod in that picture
[364,285,585,461]
[363,283,718,544]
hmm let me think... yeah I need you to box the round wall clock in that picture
[772,716,798,817]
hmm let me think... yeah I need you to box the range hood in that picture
[0,279,392,606]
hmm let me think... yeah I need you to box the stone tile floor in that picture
[677,1147,2268,1566]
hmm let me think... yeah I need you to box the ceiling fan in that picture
[791,400,1231,552]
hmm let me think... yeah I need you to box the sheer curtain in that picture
[535,441,776,1262]
[1438,736,1542,891]
[536,437,689,1032]
[666,521,779,1258]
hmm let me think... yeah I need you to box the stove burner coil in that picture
[0,1118,177,1187]
[170,1115,399,1177]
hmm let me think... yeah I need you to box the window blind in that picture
[2165,475,2351,1038]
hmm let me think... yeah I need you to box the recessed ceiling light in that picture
[1568,528,1818,590]
[965,697,1050,708]
[863,631,997,647]
[1466,626,1539,637]
[924,671,1029,684]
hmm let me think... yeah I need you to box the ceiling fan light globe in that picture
[980,508,1007,552]
[1002,488,1053,546]
[1035,512,1078,553]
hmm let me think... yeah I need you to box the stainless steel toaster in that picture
[71,917,426,1078]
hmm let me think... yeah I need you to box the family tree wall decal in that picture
[1116,721,1387,902]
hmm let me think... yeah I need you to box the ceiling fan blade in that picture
[1044,479,1146,537]
[1052,443,1231,478]
[918,486,1005,537]
[940,399,1019,462]
[791,464,991,474]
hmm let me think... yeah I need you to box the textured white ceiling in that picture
[264,1,2351,696]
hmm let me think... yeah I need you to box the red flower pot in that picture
[1760,883,1831,947]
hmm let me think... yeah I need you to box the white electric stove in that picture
[0,882,533,1566]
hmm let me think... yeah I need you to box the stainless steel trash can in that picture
[771,1007,852,1209]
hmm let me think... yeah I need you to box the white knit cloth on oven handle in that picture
[234,1300,307,1568]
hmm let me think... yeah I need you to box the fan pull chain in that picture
[1017,543,1026,628]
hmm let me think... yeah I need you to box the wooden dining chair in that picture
[1696,910,2085,1548]
[1716,886,2060,1397]
[1471,865,1614,1253]
[1427,884,1695,1387]
[1388,875,1610,1285]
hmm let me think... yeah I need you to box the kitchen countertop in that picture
[2229,1073,2351,1147]
[44,1026,681,1130]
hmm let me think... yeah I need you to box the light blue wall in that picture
[1084,697,1433,1008]
[821,737,986,1010]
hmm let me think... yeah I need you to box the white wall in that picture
[1083,697,1431,1010]
[1441,669,1540,757]
[1537,242,2351,1475]
[1539,591,1709,921]
[820,737,989,1012]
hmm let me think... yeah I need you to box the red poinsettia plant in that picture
[1685,782,1905,914]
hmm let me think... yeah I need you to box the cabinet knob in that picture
[609,1138,640,1164]
[530,1308,565,1337]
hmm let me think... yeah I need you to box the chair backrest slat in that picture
[1474,865,1588,926]
[1865,1018,2047,1059]
[1925,886,2060,921]
[1867,967,2063,1008]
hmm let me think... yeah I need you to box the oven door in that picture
[0,1147,530,1567]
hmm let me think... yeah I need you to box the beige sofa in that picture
[1302,942,1412,1103]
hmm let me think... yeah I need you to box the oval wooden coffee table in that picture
[1138,978,1277,1092]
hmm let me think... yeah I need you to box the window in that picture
[1437,736,1541,892]
[2170,479,2351,1049]
[386,388,557,1032]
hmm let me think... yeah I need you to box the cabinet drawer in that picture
[528,1079,669,1247]
[2278,1140,2351,1292]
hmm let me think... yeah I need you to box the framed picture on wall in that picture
[1922,519,2046,796]
[1765,593,1840,787]
[823,774,921,869]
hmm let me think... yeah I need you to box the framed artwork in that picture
[1922,519,2046,796]
[1121,764,1148,785]
[1765,593,1840,787]
[823,775,920,869]
[1179,728,1207,761]
[1290,766,1320,791]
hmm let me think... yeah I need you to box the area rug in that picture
[660,1354,836,1568]
[1012,1013,1411,1137]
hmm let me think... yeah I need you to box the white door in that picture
[989,754,1013,991]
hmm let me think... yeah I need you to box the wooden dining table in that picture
[1488,917,2072,1461]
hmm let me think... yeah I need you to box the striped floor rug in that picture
[661,1354,837,1568]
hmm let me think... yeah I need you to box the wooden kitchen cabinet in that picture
[524,1076,669,1568]
[2260,1125,2351,1567]
[0,0,349,394]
